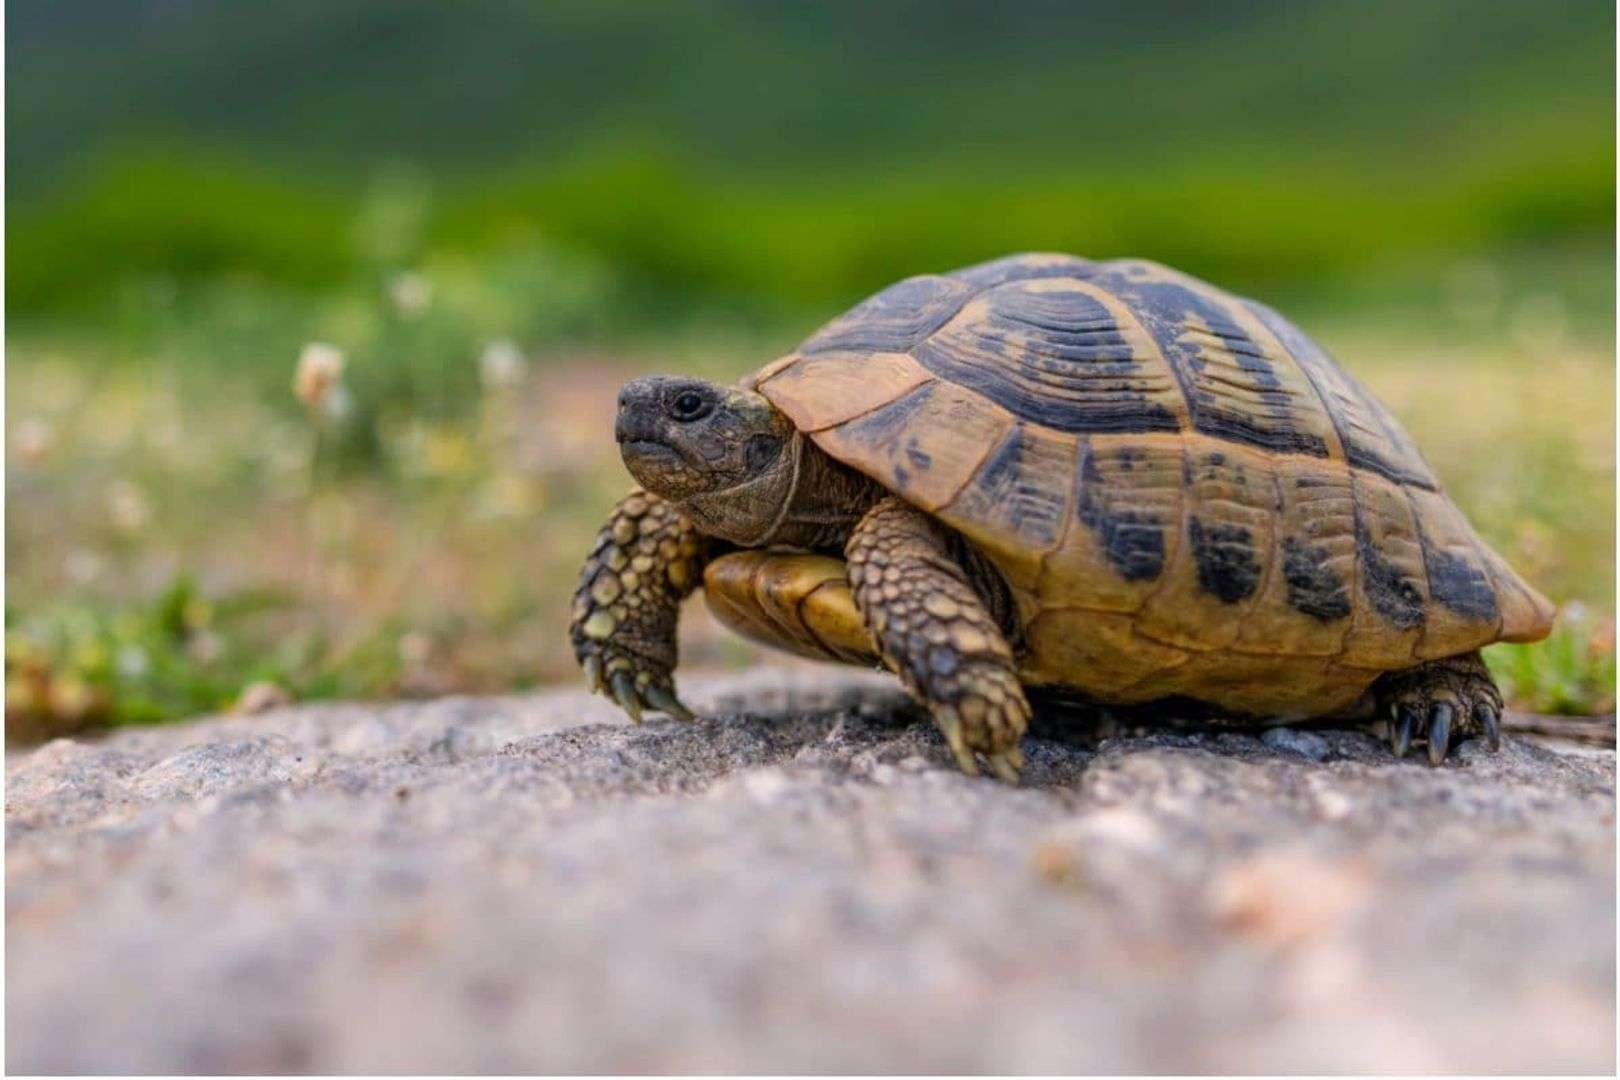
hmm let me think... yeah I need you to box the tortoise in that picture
[571,253,1554,781]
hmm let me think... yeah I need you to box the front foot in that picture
[570,491,704,723]
[1374,650,1503,764]
[575,639,692,724]
[930,659,1031,783]
[847,497,1031,782]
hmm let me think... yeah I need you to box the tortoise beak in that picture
[614,377,666,446]
[615,376,698,486]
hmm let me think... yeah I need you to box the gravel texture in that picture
[6,667,1615,1073]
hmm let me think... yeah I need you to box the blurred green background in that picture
[6,0,1615,738]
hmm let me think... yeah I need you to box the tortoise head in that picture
[615,375,802,545]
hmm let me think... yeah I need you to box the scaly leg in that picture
[570,490,709,721]
[846,497,1030,781]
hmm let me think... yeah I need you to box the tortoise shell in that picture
[729,253,1554,716]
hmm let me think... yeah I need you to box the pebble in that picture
[1262,726,1331,761]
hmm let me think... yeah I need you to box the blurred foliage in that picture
[1487,605,1616,716]
[5,579,406,738]
[7,0,1615,324]
[8,141,1614,322]
[5,1,1614,736]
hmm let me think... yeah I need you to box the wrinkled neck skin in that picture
[679,433,884,552]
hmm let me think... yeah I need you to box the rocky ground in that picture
[7,667,1615,1073]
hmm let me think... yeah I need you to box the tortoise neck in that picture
[766,439,886,551]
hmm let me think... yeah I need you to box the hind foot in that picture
[1373,650,1503,764]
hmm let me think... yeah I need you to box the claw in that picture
[936,710,978,776]
[582,654,605,695]
[1427,702,1453,765]
[610,671,643,723]
[1391,703,1417,758]
[643,683,695,722]
[1479,704,1501,752]
[987,751,1022,784]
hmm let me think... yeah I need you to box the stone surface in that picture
[6,666,1615,1074]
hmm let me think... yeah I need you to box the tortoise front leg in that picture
[570,490,708,722]
[846,497,1031,782]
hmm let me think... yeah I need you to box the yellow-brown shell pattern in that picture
[749,253,1555,713]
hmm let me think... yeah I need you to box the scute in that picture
[912,278,1184,434]
[1081,260,1339,460]
[1133,439,1278,652]
[1244,297,1439,490]
[952,251,1098,289]
[942,422,1076,591]
[798,274,973,357]
[750,252,1554,697]
[808,376,1015,512]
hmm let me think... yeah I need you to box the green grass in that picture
[1487,606,1616,716]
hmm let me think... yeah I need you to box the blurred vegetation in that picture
[5,1,1614,738]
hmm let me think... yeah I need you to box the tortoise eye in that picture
[670,390,711,421]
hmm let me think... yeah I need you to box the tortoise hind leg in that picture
[1373,649,1503,764]
[847,497,1030,781]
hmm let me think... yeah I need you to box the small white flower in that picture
[13,418,53,464]
[116,644,150,679]
[294,343,347,411]
[479,340,528,390]
[389,272,433,317]
[322,383,354,423]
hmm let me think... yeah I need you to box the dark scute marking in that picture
[951,253,1098,289]
[1423,546,1498,622]
[958,426,1066,549]
[1355,523,1426,629]
[1089,267,1329,459]
[802,275,971,356]
[1187,517,1261,603]
[1282,537,1352,622]
[976,425,1023,487]
[913,284,1181,435]
[1241,297,1437,491]
[833,380,937,476]
[1076,439,1165,582]
[983,285,1125,347]
[1342,445,1419,489]
[1190,410,1328,459]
